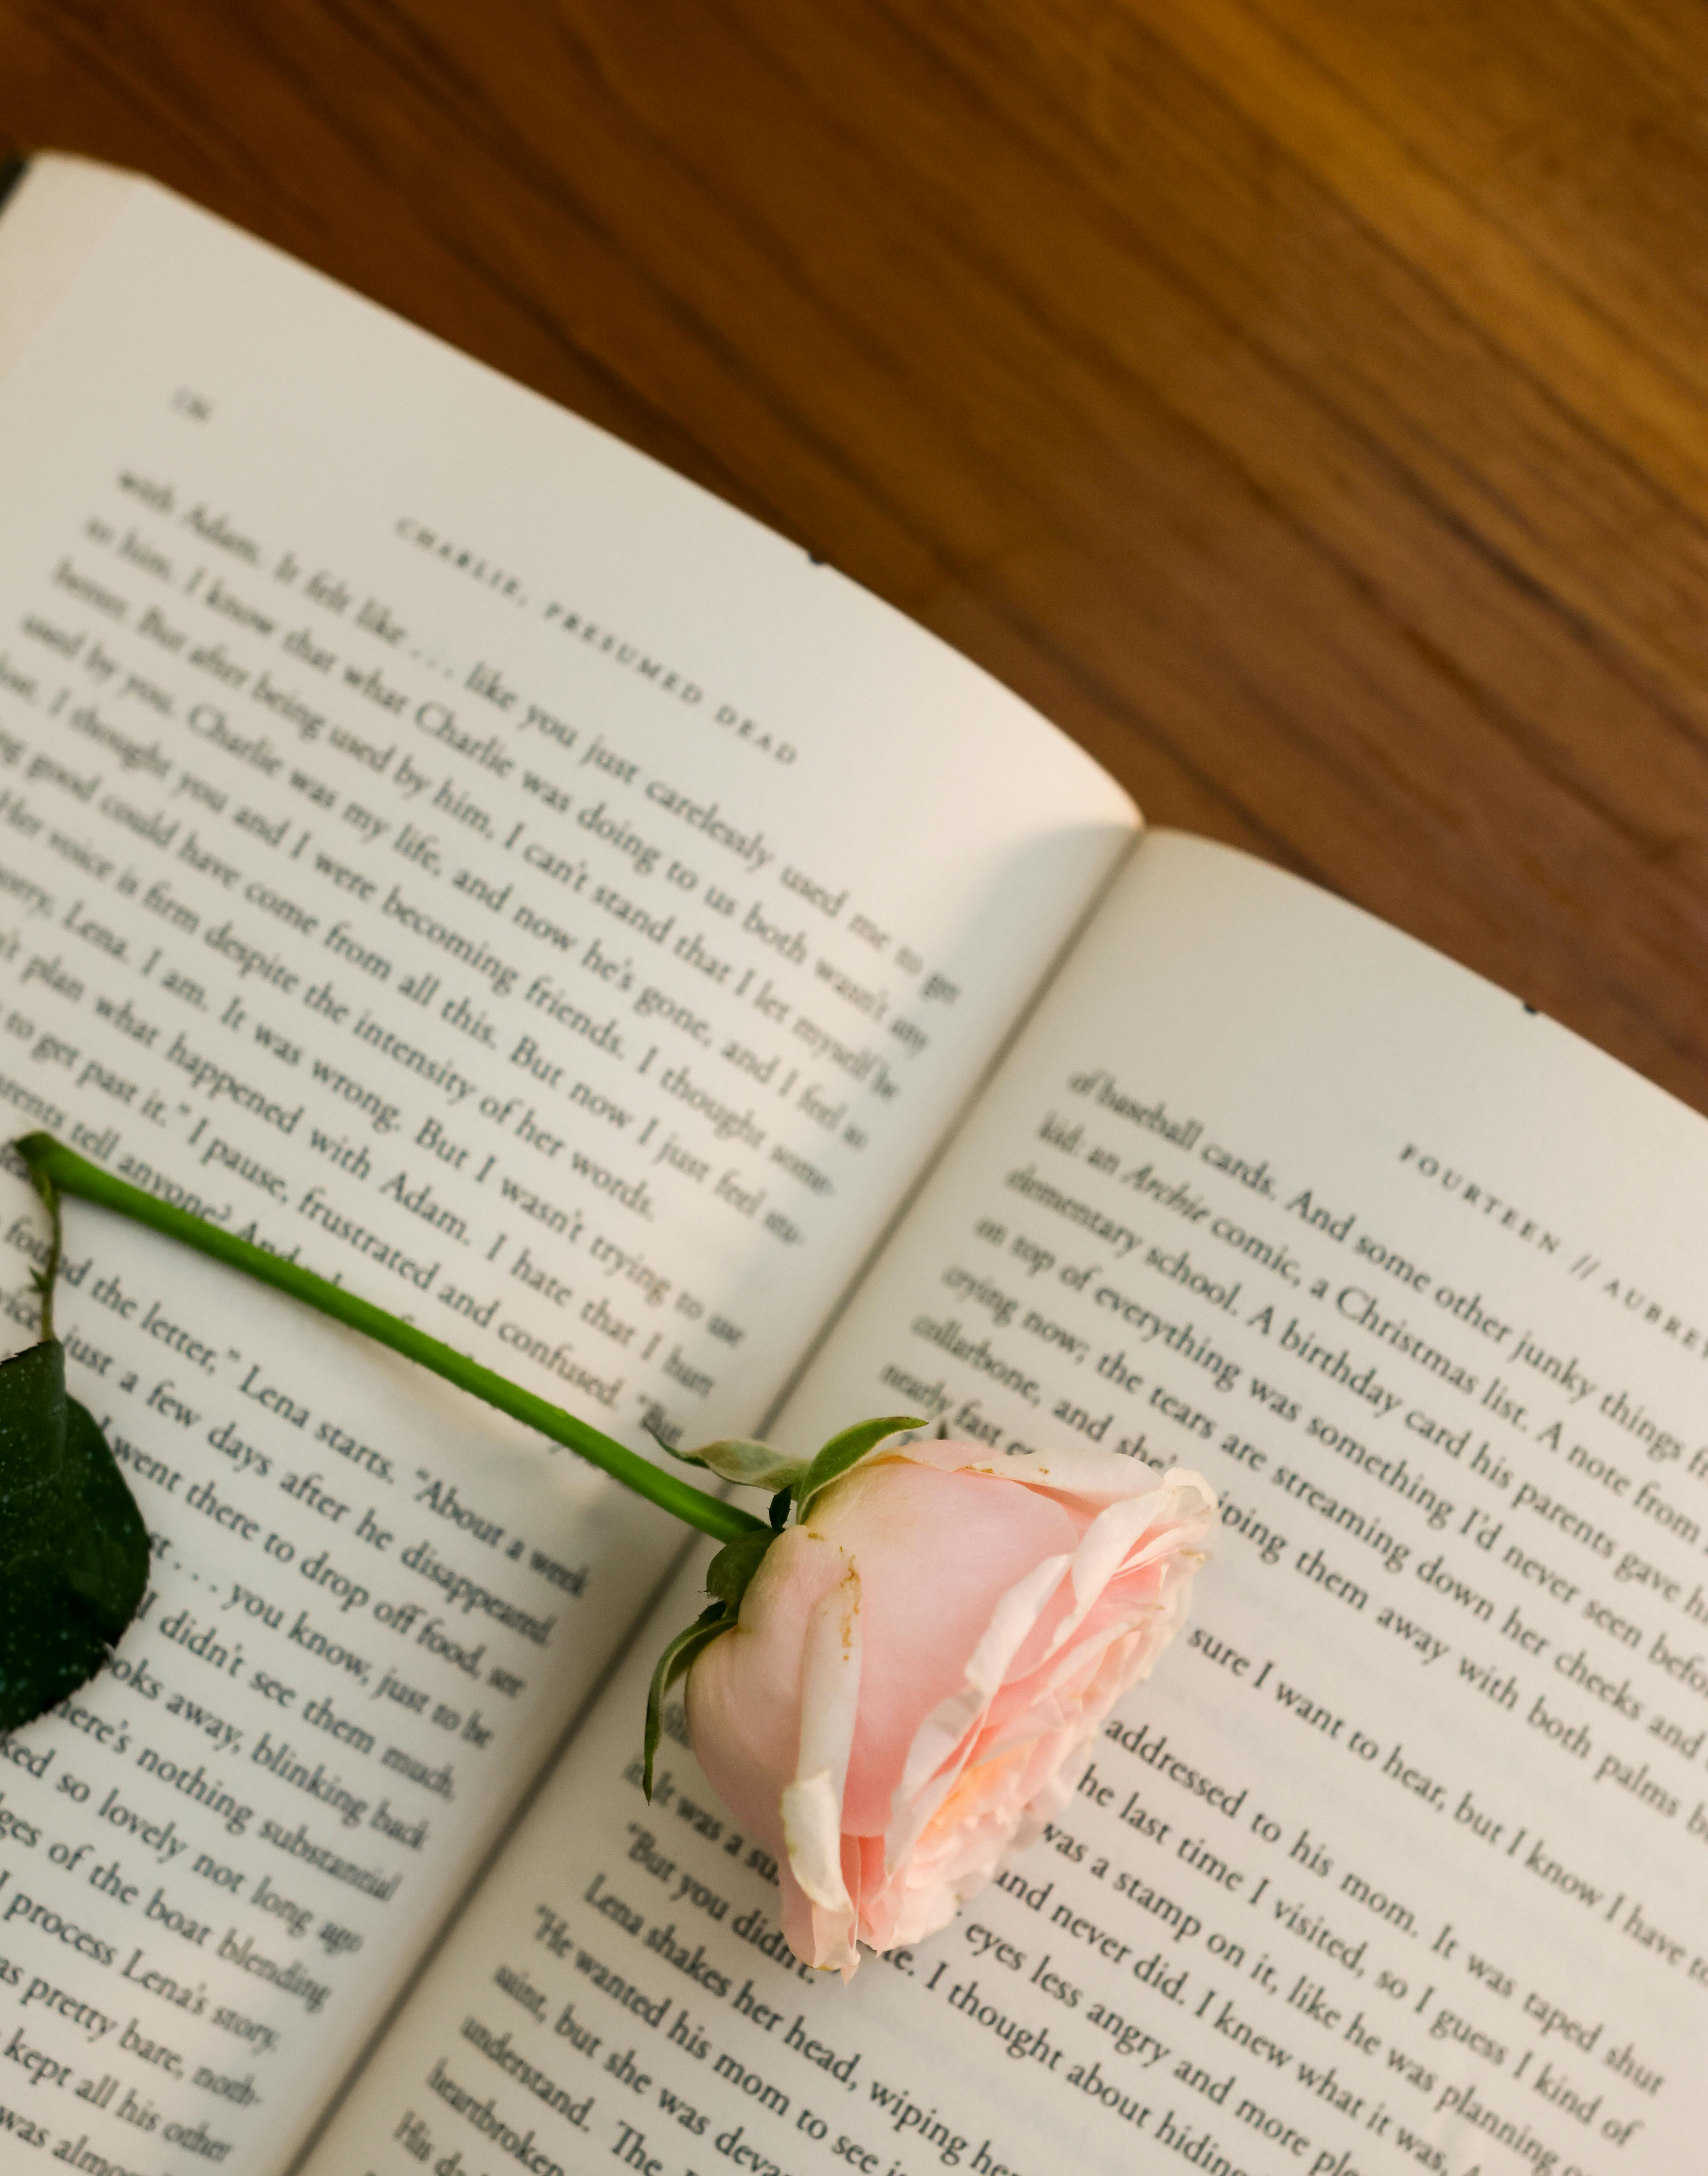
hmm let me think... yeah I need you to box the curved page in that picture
[318,832,1708,2176]
[0,159,1134,2176]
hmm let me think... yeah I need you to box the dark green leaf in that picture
[794,1413,924,1520]
[0,1342,150,1729]
[705,1527,777,1613]
[0,1341,70,1578]
[643,1605,729,1800]
[62,1398,150,1629]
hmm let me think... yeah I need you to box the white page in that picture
[0,159,1134,2175]
[318,833,1708,2176]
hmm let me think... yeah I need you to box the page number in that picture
[172,387,214,421]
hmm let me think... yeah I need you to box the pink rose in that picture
[685,1439,1215,1978]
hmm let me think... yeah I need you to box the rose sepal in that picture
[643,1605,731,1800]
[657,1433,811,1491]
[793,1415,924,1517]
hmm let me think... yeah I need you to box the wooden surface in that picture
[4,1,1707,1109]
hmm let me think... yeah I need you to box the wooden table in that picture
[5,1,1707,1108]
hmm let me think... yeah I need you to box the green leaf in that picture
[705,1527,777,1614]
[794,1413,924,1520]
[0,1342,150,1730]
[62,1398,150,1628]
[0,1341,69,1577]
[662,1434,810,1492]
[643,1605,730,1800]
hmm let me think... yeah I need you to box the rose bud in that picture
[685,1437,1215,1978]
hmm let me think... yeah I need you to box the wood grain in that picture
[3,0,1706,1106]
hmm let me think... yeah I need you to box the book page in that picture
[0,161,1134,2175]
[318,832,1707,2176]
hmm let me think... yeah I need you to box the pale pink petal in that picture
[805,1460,1079,1832]
[687,1527,848,1847]
[885,1550,1073,1864]
[779,1559,863,1976]
[886,1436,1197,1510]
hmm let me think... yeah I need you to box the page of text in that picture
[0,162,1135,2176]
[322,835,1708,2176]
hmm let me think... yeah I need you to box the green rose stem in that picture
[13,1131,762,1545]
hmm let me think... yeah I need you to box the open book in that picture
[0,155,1700,2176]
